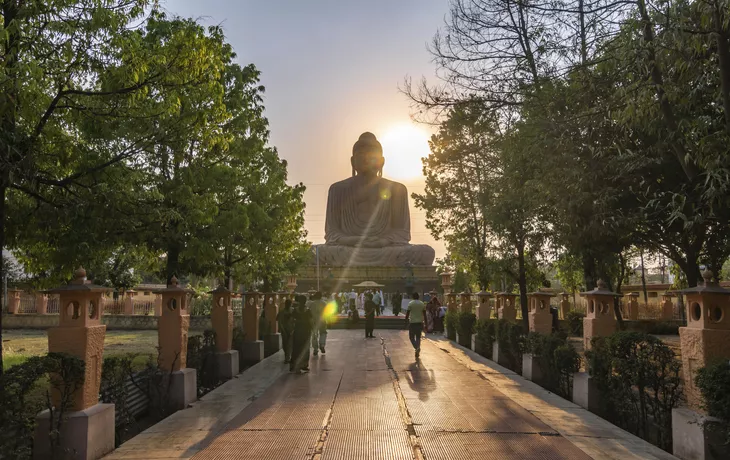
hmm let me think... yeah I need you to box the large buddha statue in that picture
[314,132,435,266]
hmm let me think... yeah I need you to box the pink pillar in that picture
[210,286,234,352]
[527,292,554,334]
[35,293,48,315]
[7,288,21,314]
[581,280,620,350]
[154,293,162,316]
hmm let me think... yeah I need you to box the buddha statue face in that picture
[351,132,385,177]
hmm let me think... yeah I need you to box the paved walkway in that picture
[105,330,676,459]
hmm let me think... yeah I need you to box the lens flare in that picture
[324,301,337,320]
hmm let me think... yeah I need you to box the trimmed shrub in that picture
[100,355,137,447]
[565,311,585,337]
[496,319,525,373]
[525,332,580,399]
[586,332,682,451]
[696,359,730,437]
[445,310,458,341]
[474,319,496,358]
[187,330,220,397]
[457,312,476,347]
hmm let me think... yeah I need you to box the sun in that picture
[380,124,431,180]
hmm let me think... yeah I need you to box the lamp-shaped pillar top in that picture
[263,292,279,335]
[446,292,458,312]
[209,285,234,352]
[625,292,639,319]
[459,292,473,313]
[580,280,620,321]
[527,291,555,334]
[285,274,298,293]
[46,267,112,411]
[680,270,730,330]
[495,292,518,322]
[475,291,493,320]
[440,272,453,294]
[243,291,262,342]
[156,276,193,371]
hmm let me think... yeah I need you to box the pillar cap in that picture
[47,267,112,294]
[208,285,231,295]
[680,270,730,295]
[580,279,621,296]
[153,276,193,294]
[627,292,640,297]
[476,290,492,297]
[495,291,517,296]
[527,291,556,297]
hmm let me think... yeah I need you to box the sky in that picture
[166,0,450,260]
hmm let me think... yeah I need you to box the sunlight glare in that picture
[380,124,431,180]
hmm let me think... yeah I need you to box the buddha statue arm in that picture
[383,182,411,245]
[324,183,356,245]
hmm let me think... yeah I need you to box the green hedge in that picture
[496,319,525,373]
[696,359,730,439]
[525,332,580,399]
[474,319,496,358]
[457,312,476,347]
[445,310,458,340]
[586,332,681,451]
[565,311,584,337]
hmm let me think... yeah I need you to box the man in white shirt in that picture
[404,292,426,359]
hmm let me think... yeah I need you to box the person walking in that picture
[364,293,377,338]
[372,290,382,316]
[277,298,294,363]
[405,292,426,359]
[291,294,313,374]
[308,291,328,355]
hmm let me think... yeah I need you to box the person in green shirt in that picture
[405,292,426,359]
[307,291,328,355]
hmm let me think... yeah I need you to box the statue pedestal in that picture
[34,403,115,460]
[264,333,282,357]
[168,368,197,411]
[241,340,264,366]
[216,350,240,380]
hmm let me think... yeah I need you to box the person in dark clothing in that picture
[364,293,376,338]
[277,299,294,363]
[290,295,313,374]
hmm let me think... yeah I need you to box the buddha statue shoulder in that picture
[314,132,435,267]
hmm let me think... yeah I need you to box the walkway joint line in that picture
[308,370,344,460]
[381,336,426,460]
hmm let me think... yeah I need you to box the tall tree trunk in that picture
[0,184,5,378]
[516,239,529,330]
[639,249,648,304]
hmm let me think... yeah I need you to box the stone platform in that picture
[295,264,439,292]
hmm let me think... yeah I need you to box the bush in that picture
[189,296,212,316]
[565,311,585,336]
[525,332,580,399]
[186,330,220,397]
[0,353,85,460]
[445,310,458,340]
[100,355,137,447]
[586,332,682,451]
[457,312,476,347]
[496,319,525,373]
[474,319,496,358]
[696,359,730,436]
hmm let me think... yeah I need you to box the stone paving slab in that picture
[429,335,678,459]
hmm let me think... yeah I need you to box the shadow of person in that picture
[405,361,437,402]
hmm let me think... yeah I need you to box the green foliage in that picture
[587,332,682,451]
[190,296,213,317]
[444,310,458,341]
[474,319,496,358]
[495,319,525,373]
[525,332,580,399]
[186,330,220,397]
[565,311,585,337]
[100,354,137,447]
[456,312,476,347]
[696,360,730,426]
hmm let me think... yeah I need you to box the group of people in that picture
[275,291,329,374]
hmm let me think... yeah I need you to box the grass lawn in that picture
[2,329,201,370]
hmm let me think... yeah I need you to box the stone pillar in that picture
[446,292,458,313]
[581,280,619,351]
[241,291,264,365]
[661,293,674,320]
[475,291,492,320]
[527,292,554,335]
[210,286,238,380]
[285,274,298,294]
[7,288,21,314]
[459,292,473,314]
[154,293,162,316]
[440,272,453,301]
[35,293,48,315]
[671,270,730,460]
[626,293,639,320]
[559,293,570,320]
[34,267,115,460]
[156,277,196,411]
[123,290,137,315]
[263,292,281,357]
[495,292,517,322]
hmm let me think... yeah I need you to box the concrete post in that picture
[241,291,264,365]
[263,292,281,357]
[672,270,730,460]
[7,288,20,314]
[580,280,620,351]
[459,292,473,314]
[123,290,137,315]
[156,276,196,411]
[154,293,162,316]
[35,293,48,315]
[559,292,570,320]
[440,272,453,302]
[34,267,114,460]
[495,292,517,322]
[210,286,239,380]
[527,291,554,335]
[626,293,639,320]
[661,293,674,320]
[446,292,458,313]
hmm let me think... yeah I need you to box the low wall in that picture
[3,314,214,331]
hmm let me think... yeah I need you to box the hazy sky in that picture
[166,0,449,260]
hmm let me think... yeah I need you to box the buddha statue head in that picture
[351,132,384,178]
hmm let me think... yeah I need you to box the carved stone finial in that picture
[169,275,179,287]
[702,269,714,285]
[597,279,607,290]
[71,267,87,285]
